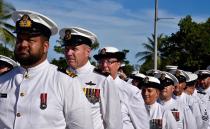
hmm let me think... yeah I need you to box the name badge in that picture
[0,93,7,98]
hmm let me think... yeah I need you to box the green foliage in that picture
[161,15,210,71]
[51,57,67,68]
[121,64,134,76]
[136,34,166,71]
[0,0,16,49]
[0,43,14,57]
[138,15,210,72]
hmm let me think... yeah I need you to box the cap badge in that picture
[64,29,71,40]
[100,48,106,55]
[144,77,149,83]
[19,14,32,28]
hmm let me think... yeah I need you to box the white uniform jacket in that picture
[114,76,150,129]
[199,87,210,129]
[158,98,197,129]
[173,92,203,129]
[68,61,122,129]
[0,60,93,129]
[145,102,177,129]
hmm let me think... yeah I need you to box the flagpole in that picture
[154,0,158,70]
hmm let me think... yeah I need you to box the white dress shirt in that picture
[145,102,177,129]
[173,92,204,129]
[158,98,197,129]
[200,87,210,129]
[0,60,93,129]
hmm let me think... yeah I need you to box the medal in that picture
[40,93,47,110]
[150,119,162,129]
[83,88,100,104]
[171,108,180,121]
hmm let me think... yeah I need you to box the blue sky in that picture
[6,0,210,66]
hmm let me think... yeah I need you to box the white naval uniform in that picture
[114,76,150,129]
[69,61,123,129]
[199,87,210,129]
[191,91,209,129]
[173,92,203,129]
[145,102,177,129]
[158,98,197,129]
[0,60,93,129]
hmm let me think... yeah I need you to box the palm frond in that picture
[0,27,16,48]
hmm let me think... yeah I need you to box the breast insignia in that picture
[83,88,100,104]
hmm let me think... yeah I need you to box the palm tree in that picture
[0,0,16,50]
[135,33,165,68]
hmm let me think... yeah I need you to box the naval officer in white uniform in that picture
[170,69,203,129]
[195,70,210,129]
[59,27,123,129]
[94,46,150,129]
[155,71,197,129]
[0,10,93,129]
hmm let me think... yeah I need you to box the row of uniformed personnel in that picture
[1,9,210,129]
[129,65,210,129]
[0,9,148,129]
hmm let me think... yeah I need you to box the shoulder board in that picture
[93,68,110,77]
[57,67,77,78]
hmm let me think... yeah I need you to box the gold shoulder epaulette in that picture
[66,69,77,78]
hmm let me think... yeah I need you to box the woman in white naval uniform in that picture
[155,71,197,129]
[59,28,123,129]
[94,46,150,129]
[141,76,177,129]
[0,10,93,129]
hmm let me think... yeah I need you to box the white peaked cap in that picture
[59,27,98,44]
[144,76,160,84]
[154,71,179,86]
[12,10,58,35]
[0,55,19,67]
[146,69,161,76]
[186,71,198,83]
[165,65,178,70]
[135,73,146,79]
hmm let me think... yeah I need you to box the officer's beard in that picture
[14,51,44,67]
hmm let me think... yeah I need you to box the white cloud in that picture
[7,0,206,65]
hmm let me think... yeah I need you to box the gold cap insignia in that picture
[64,29,71,40]
[19,14,32,28]
[160,73,166,80]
